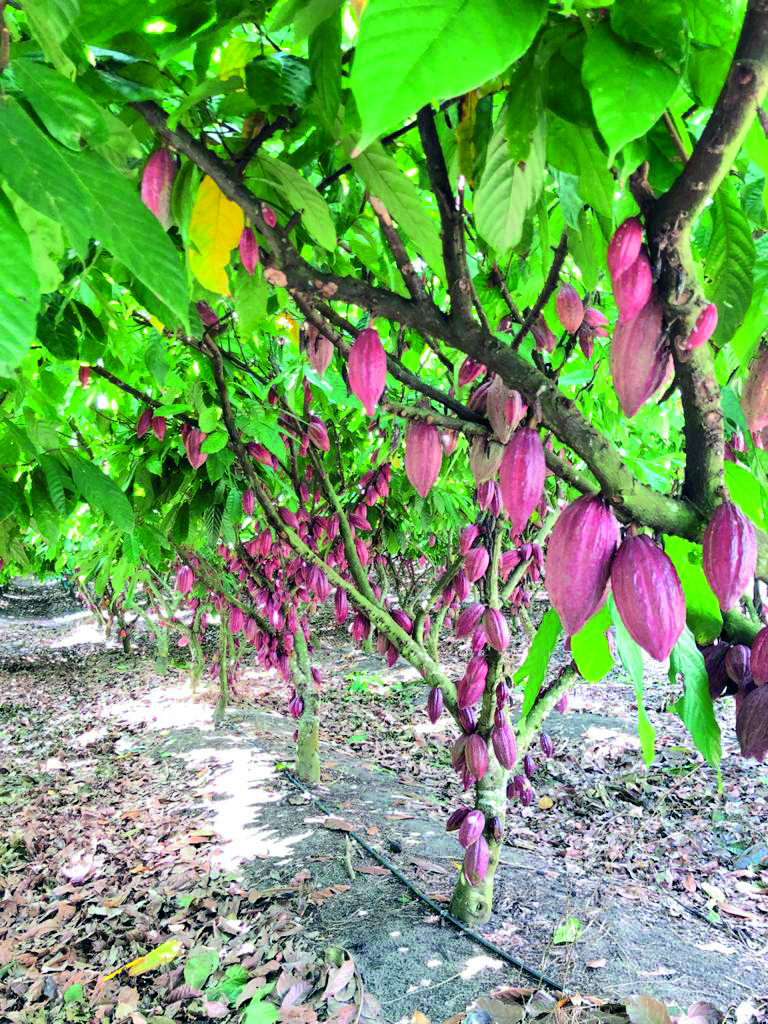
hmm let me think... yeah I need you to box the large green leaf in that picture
[308,7,342,135]
[12,59,108,150]
[515,608,561,717]
[669,625,721,769]
[24,0,80,77]
[0,192,41,368]
[68,453,134,532]
[704,183,755,344]
[608,596,656,764]
[0,97,90,257]
[663,536,722,645]
[350,0,547,152]
[474,116,546,256]
[582,25,678,162]
[610,0,688,66]
[248,153,336,250]
[547,115,613,220]
[4,188,65,294]
[64,150,190,329]
[349,143,444,277]
[245,55,312,111]
[570,605,614,682]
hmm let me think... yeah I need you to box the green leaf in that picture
[0,97,90,258]
[68,453,134,532]
[474,115,546,256]
[547,114,613,220]
[3,187,65,294]
[235,267,269,339]
[570,605,614,682]
[350,0,547,153]
[608,596,656,763]
[63,983,85,1004]
[704,183,755,344]
[552,915,583,944]
[12,59,108,150]
[242,994,279,1024]
[610,0,687,66]
[248,153,336,250]
[309,7,342,134]
[663,536,722,644]
[201,431,229,454]
[245,55,312,111]
[349,142,444,277]
[515,608,561,717]
[183,948,219,989]
[582,25,678,162]
[38,454,70,516]
[24,0,80,78]
[36,302,79,360]
[0,191,41,369]
[64,150,190,330]
[504,50,543,163]
[724,461,766,530]
[0,476,23,518]
[145,334,170,387]
[669,625,721,768]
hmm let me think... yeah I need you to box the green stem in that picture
[293,626,320,783]
[214,618,229,722]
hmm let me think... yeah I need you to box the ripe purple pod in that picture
[465,734,489,780]
[176,566,194,595]
[539,733,554,758]
[499,428,546,535]
[390,608,413,634]
[79,365,91,388]
[702,501,757,612]
[463,836,489,885]
[470,626,487,654]
[458,356,486,388]
[523,754,536,779]
[556,283,584,333]
[184,428,208,470]
[464,546,489,583]
[725,645,751,687]
[610,534,686,661]
[242,488,255,517]
[458,808,485,847]
[239,227,260,276]
[306,330,334,378]
[279,507,300,530]
[289,695,304,719]
[532,314,557,352]
[612,250,653,322]
[492,723,517,769]
[750,626,768,684]
[405,421,442,498]
[136,407,153,439]
[485,376,516,443]
[334,587,349,625]
[348,327,386,417]
[493,708,505,729]
[483,607,510,652]
[446,807,470,832]
[151,416,166,441]
[229,606,244,633]
[610,297,670,418]
[702,641,735,699]
[451,735,468,771]
[458,707,477,734]
[742,345,768,437]
[140,149,176,229]
[607,217,644,280]
[736,685,768,761]
[455,602,485,638]
[440,429,459,455]
[681,303,718,351]
[545,495,620,635]
[308,416,331,452]
[262,204,277,227]
[459,524,480,555]
[512,773,527,796]
[520,785,534,807]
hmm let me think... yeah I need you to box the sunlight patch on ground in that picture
[459,955,504,980]
[51,617,108,647]
[105,683,215,731]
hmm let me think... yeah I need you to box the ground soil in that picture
[1,578,767,1024]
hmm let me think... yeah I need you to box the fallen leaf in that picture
[355,865,390,876]
[324,959,355,999]
[586,959,607,969]
[537,796,554,810]
[322,817,355,833]
[409,857,449,875]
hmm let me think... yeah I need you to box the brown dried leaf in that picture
[324,959,355,1000]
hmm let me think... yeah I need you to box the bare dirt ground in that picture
[1,578,767,1024]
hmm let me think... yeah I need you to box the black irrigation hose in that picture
[281,768,565,994]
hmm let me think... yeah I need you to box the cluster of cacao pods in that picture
[136,406,166,442]
[554,285,610,359]
[703,635,767,762]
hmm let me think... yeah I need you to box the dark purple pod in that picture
[539,733,554,758]
[463,835,490,885]
[702,501,757,612]
[725,645,751,687]
[488,815,503,843]
[446,807,470,832]
[426,686,443,724]
[492,724,517,769]
[736,684,768,761]
[523,753,536,779]
[458,707,477,734]
[702,642,736,699]
[520,785,534,807]
[751,627,768,684]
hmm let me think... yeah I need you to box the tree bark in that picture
[294,626,321,783]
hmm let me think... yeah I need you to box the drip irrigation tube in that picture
[281,768,564,994]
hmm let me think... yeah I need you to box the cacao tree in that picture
[1,0,768,924]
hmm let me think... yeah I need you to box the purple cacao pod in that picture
[391,608,413,634]
[470,627,487,654]
[454,570,471,601]
[469,435,504,484]
[446,807,470,832]
[140,149,176,229]
[455,602,485,638]
[555,692,569,713]
[229,606,244,633]
[483,607,510,652]
[348,327,386,417]
[459,524,480,555]
[607,217,643,280]
[532,314,557,352]
[520,784,534,807]
[523,754,536,778]
[539,733,554,757]
[736,685,768,761]
[610,535,686,661]
[458,356,485,388]
[610,297,670,418]
[702,501,757,612]
[308,416,331,451]
[742,345,768,436]
[79,365,90,387]
[458,809,485,848]
[457,658,488,709]
[545,495,620,635]
[242,488,255,516]
[612,250,653,321]
[495,681,509,705]
[306,330,334,378]
[334,587,348,624]
[136,408,152,439]
[176,566,194,595]
[184,427,208,469]
[464,835,490,885]
[505,390,527,431]
[486,376,515,443]
[681,303,717,351]
[440,429,459,455]
[512,773,527,796]
[492,724,517,769]
[405,421,442,498]
[451,735,468,771]
[702,642,735,699]
[556,283,584,333]
[725,645,751,687]
[458,707,477,734]
[751,626,768,684]
[465,734,489,780]
[464,546,489,583]
[488,815,503,843]
[151,416,166,441]
[289,695,304,719]
[239,227,260,276]
[499,428,546,535]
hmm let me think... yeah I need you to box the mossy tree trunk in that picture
[293,626,320,783]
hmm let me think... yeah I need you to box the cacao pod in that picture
[725,645,751,687]
[176,566,194,595]
[555,692,569,713]
[458,707,477,733]
[486,376,515,443]
[307,416,331,451]
[610,534,685,661]
[459,524,480,555]
[483,607,510,652]
[348,327,386,417]
[751,626,768,684]
[136,408,152,439]
[140,149,176,229]
[532,314,557,352]
[229,606,244,633]
[488,816,503,844]
[539,733,554,757]
[78,365,90,388]
[440,429,459,455]
[306,330,334,378]
[239,227,260,276]
[491,723,517,769]
[151,416,166,441]
[405,421,442,498]
[334,587,348,624]
[702,501,757,611]
[736,685,768,761]
[458,356,485,388]
[455,602,485,638]
[465,734,489,780]
[391,608,413,634]
[451,735,468,771]
[446,807,470,832]
[612,250,653,321]
[457,656,488,709]
[610,297,670,418]
[262,204,277,227]
[184,428,208,469]
[512,773,527,795]
[458,809,485,848]
[242,489,255,516]
[454,570,471,601]
[607,217,643,280]
[499,428,546,534]
[464,546,489,583]
[742,344,768,437]
[505,391,527,432]
[556,283,584,333]
[545,495,620,635]
[702,642,735,699]
[523,754,536,778]
[520,784,534,807]
[681,303,717,351]
[469,435,504,483]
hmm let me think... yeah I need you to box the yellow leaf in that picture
[189,248,231,296]
[538,795,554,810]
[127,939,183,977]
[188,176,244,294]
[276,313,299,346]
[147,314,165,332]
[218,38,256,80]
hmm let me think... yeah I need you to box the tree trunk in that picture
[449,758,507,926]
[155,628,169,675]
[214,621,229,723]
[293,627,320,783]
